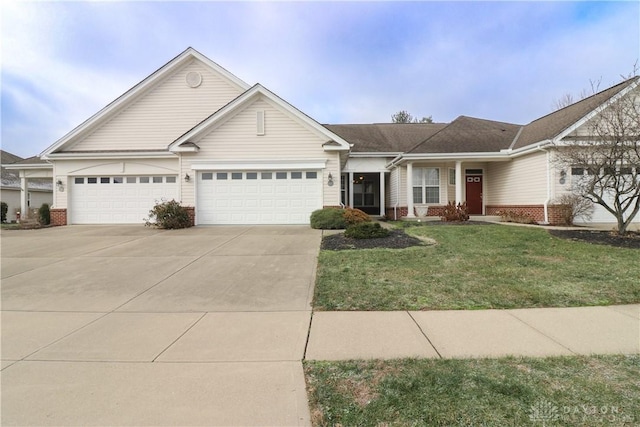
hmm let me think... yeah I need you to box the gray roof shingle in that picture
[324,123,446,153]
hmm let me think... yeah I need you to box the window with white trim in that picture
[413,167,440,204]
[449,168,456,186]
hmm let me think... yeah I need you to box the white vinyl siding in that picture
[70,61,245,151]
[180,97,339,207]
[485,151,547,205]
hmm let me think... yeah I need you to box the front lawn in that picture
[305,355,639,426]
[314,224,640,310]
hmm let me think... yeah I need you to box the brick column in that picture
[184,206,195,226]
[50,208,67,226]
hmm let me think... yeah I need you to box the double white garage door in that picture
[70,170,322,225]
[196,170,322,225]
[71,176,179,224]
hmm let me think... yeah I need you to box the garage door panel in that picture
[197,170,322,225]
[71,176,178,224]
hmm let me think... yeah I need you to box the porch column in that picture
[379,171,385,217]
[455,161,463,204]
[406,162,415,218]
[19,172,28,221]
[348,172,354,208]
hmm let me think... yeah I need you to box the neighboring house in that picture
[9,47,640,226]
[1,151,53,222]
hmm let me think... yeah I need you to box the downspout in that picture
[537,145,551,224]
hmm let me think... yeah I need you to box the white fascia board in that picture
[45,151,177,160]
[402,152,511,161]
[503,140,553,157]
[170,84,352,151]
[42,48,250,157]
[349,152,401,158]
[3,163,53,170]
[170,145,199,153]
[190,159,328,171]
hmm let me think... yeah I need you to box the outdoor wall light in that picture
[184,173,191,182]
[559,170,566,185]
[56,179,64,192]
[327,173,334,186]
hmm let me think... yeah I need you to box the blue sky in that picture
[2,1,639,158]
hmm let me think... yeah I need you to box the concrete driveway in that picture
[1,225,320,426]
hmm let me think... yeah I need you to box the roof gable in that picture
[512,76,639,150]
[169,84,351,151]
[41,48,250,157]
[408,116,521,154]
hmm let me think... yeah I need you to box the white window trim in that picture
[413,167,440,205]
[448,168,456,186]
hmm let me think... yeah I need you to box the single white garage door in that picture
[70,175,179,224]
[197,170,322,224]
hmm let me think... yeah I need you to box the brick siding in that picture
[184,206,195,226]
[50,208,67,226]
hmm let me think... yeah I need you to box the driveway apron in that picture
[1,225,319,426]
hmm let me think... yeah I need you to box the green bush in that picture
[310,208,347,229]
[343,207,371,225]
[344,222,389,239]
[145,199,192,229]
[1,202,7,223]
[38,203,51,225]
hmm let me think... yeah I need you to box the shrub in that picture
[0,202,7,223]
[554,194,594,226]
[38,203,51,225]
[440,201,469,222]
[344,222,389,239]
[498,210,537,224]
[310,208,347,229]
[145,199,192,229]
[343,207,371,225]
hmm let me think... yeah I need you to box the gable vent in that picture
[257,110,265,136]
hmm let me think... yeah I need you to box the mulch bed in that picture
[548,229,640,249]
[321,229,426,250]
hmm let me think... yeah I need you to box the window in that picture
[74,177,84,184]
[100,177,110,184]
[113,177,123,184]
[215,173,227,180]
[126,177,136,183]
[246,172,258,180]
[166,176,177,183]
[140,177,150,183]
[276,172,287,180]
[306,171,317,179]
[232,172,243,180]
[87,177,97,184]
[413,167,440,204]
[291,172,302,179]
[449,169,456,186]
[571,167,585,176]
[261,172,272,179]
[152,176,163,183]
[202,173,214,180]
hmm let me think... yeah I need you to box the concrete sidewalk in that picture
[305,304,640,360]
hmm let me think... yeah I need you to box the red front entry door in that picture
[465,175,483,214]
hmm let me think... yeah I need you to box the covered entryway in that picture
[70,175,178,224]
[465,172,483,215]
[196,170,322,224]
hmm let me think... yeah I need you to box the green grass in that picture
[314,224,640,310]
[305,355,640,426]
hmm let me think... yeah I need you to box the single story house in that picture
[1,150,53,222]
[8,47,639,226]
